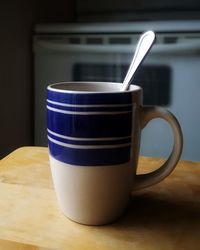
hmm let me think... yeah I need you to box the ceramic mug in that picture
[47,82,183,225]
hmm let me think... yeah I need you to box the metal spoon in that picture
[121,30,156,91]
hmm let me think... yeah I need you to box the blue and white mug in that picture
[47,82,183,225]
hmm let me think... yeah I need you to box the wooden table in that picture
[0,147,200,250]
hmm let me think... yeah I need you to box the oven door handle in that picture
[33,41,134,53]
[34,40,200,54]
[153,41,200,54]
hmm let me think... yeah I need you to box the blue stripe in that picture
[47,110,132,138]
[47,102,132,112]
[47,132,131,146]
[47,90,132,106]
[48,140,131,166]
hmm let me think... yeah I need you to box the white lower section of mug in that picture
[49,156,135,225]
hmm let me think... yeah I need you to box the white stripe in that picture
[47,128,131,141]
[47,105,132,115]
[48,136,131,149]
[47,99,132,108]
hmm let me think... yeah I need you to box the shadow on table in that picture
[110,189,200,243]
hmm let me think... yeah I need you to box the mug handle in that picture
[133,107,183,190]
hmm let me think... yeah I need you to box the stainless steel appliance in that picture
[34,21,200,161]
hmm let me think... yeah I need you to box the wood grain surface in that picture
[0,147,200,250]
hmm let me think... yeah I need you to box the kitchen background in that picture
[0,0,200,160]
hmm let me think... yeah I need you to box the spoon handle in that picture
[121,31,155,91]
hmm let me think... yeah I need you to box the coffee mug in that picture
[47,81,183,225]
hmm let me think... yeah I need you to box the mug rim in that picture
[47,81,142,94]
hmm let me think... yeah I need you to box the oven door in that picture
[34,39,200,161]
